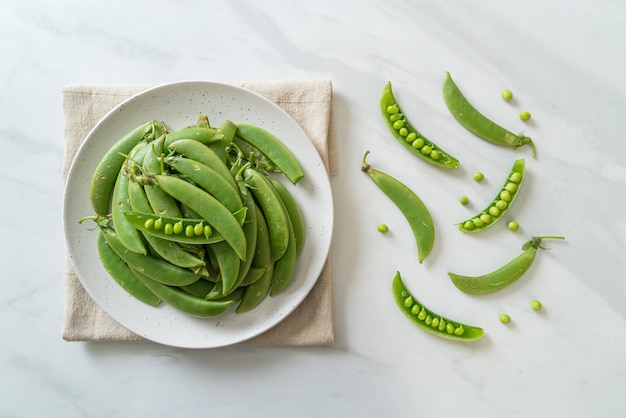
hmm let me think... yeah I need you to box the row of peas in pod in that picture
[81,114,306,317]
[369,73,564,342]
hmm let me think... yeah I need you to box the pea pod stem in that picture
[448,235,565,295]
[361,150,435,263]
[443,72,536,157]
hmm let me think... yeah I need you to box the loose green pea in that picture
[479,213,492,224]
[501,89,513,101]
[377,223,389,233]
[398,127,408,137]
[499,313,511,324]
[495,200,508,210]
[507,221,519,231]
[530,299,542,311]
[510,172,522,183]
[154,218,163,230]
[144,218,155,229]
[185,225,194,237]
[411,138,425,149]
[473,171,484,182]
[488,206,501,217]
[519,111,531,121]
[505,182,518,193]
[404,296,413,308]
[164,223,173,235]
[386,104,399,114]
[463,220,475,230]
[459,195,469,205]
[173,221,183,234]
[393,120,405,130]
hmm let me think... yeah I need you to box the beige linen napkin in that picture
[62,80,336,346]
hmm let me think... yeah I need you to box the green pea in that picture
[411,138,425,149]
[530,299,542,311]
[173,221,184,234]
[420,145,432,155]
[500,190,512,202]
[454,326,465,336]
[386,104,399,114]
[203,225,212,237]
[438,320,446,331]
[505,182,518,193]
[510,172,522,183]
[404,296,414,308]
[472,217,484,227]
[473,171,484,182]
[507,221,519,231]
[463,220,475,230]
[164,223,173,235]
[479,213,492,224]
[519,111,531,121]
[430,150,441,160]
[389,113,403,122]
[144,218,155,229]
[446,323,455,334]
[495,200,508,210]
[398,128,408,137]
[431,317,440,328]
[411,304,420,315]
[488,206,501,217]
[377,223,389,233]
[417,307,427,320]
[405,132,417,143]
[185,225,194,237]
[499,313,511,324]
[193,223,204,236]
[459,195,469,205]
[154,218,163,230]
[501,89,513,101]
[393,120,405,130]
[425,315,433,325]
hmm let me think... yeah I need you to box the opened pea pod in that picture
[381,82,460,169]
[459,159,525,232]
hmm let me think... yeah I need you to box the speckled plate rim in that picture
[62,81,333,348]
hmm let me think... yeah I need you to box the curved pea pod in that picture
[443,72,536,157]
[143,137,183,218]
[110,169,147,255]
[458,159,525,232]
[96,230,161,306]
[89,120,160,216]
[101,227,201,287]
[236,123,304,184]
[269,178,305,259]
[269,187,298,296]
[244,168,290,261]
[167,139,239,192]
[381,82,460,169]
[448,235,565,295]
[180,277,215,299]
[165,156,243,212]
[393,272,484,342]
[131,268,236,318]
[153,174,248,261]
[361,151,435,263]
[226,190,258,294]
[123,209,247,245]
[163,126,224,150]
[237,205,274,313]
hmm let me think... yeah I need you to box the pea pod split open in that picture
[361,150,434,263]
[443,72,536,157]
[381,82,460,168]
[448,235,565,295]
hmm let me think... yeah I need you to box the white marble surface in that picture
[1,0,625,416]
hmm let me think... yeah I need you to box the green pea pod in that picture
[143,137,184,218]
[393,271,484,342]
[443,72,536,157]
[226,190,258,295]
[154,174,247,261]
[361,151,435,263]
[168,139,239,192]
[165,156,243,212]
[458,159,525,232]
[244,168,290,261]
[269,186,298,296]
[448,236,565,295]
[101,227,200,287]
[96,230,161,306]
[381,82,460,169]
[206,241,240,295]
[237,205,274,313]
[269,178,306,259]
[180,277,215,299]
[110,169,147,255]
[236,123,304,184]
[239,267,267,287]
[131,268,236,318]
[89,120,160,216]
[163,126,224,150]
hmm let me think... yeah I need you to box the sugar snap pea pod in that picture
[143,137,184,218]
[459,159,525,232]
[443,72,536,157]
[101,226,200,287]
[361,151,435,263]
[448,236,565,295]
[393,271,484,342]
[269,178,305,259]
[131,268,236,318]
[236,123,304,184]
[96,230,161,306]
[269,186,298,296]
[180,277,215,298]
[237,205,274,313]
[164,156,243,212]
[163,127,224,150]
[111,169,147,255]
[89,120,160,216]
[168,139,239,192]
[239,267,267,287]
[153,174,247,260]
[228,190,258,294]
[127,179,206,269]
[206,242,240,295]
[244,168,290,261]
[381,82,460,169]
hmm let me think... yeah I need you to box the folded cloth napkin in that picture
[61,80,336,346]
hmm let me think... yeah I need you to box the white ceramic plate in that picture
[63,81,333,348]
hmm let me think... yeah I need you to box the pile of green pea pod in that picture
[80,114,306,318]
[367,72,565,342]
